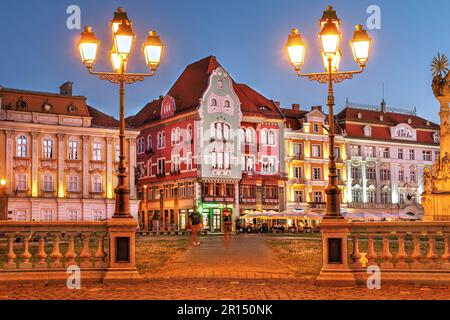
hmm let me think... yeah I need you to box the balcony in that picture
[240,197,257,204]
[263,198,279,205]
[347,203,403,210]
[292,154,304,161]
[203,195,235,203]
[308,202,326,209]
[292,178,306,184]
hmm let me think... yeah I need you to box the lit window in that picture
[15,174,27,191]
[16,135,28,158]
[67,209,79,221]
[68,141,79,160]
[92,143,102,161]
[92,210,104,221]
[313,168,322,180]
[67,175,79,192]
[43,139,54,159]
[42,175,54,192]
[261,129,268,145]
[92,176,103,193]
[115,144,120,162]
[268,130,276,146]
[312,145,321,158]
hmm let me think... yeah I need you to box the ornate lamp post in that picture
[285,6,371,218]
[78,7,164,218]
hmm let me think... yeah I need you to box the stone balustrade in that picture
[0,219,140,283]
[317,219,450,286]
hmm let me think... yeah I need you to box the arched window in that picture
[351,184,362,203]
[240,128,246,144]
[171,128,176,146]
[268,130,276,146]
[261,129,268,145]
[211,122,231,141]
[363,126,372,137]
[211,99,217,107]
[17,135,28,158]
[158,132,166,149]
[246,128,254,144]
[380,186,391,204]
[224,100,230,108]
[187,125,193,142]
[367,185,376,203]
[147,135,152,151]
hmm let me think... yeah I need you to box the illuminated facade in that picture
[283,105,346,212]
[0,83,140,221]
[132,56,285,232]
[337,100,440,215]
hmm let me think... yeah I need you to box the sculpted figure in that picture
[424,167,432,194]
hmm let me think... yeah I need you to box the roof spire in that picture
[381,83,387,113]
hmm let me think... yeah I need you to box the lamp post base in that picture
[325,185,342,218]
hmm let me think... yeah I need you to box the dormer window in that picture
[217,79,223,89]
[407,118,412,124]
[357,112,362,119]
[395,127,413,139]
[363,126,372,137]
[434,132,440,143]
[379,115,384,121]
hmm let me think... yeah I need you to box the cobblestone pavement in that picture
[2,279,450,300]
[2,234,450,300]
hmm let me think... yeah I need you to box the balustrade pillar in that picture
[351,234,362,268]
[64,232,78,266]
[19,234,33,269]
[4,233,17,269]
[381,233,393,269]
[95,232,107,268]
[80,232,93,268]
[395,232,408,269]
[426,233,438,268]
[367,234,377,265]
[411,233,423,268]
[50,233,63,268]
[36,233,48,269]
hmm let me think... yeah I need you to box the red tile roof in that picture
[281,107,343,134]
[129,56,284,128]
[338,107,439,145]
[87,106,119,128]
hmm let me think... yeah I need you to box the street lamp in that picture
[78,7,164,218]
[285,6,371,218]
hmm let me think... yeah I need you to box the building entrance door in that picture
[213,209,221,231]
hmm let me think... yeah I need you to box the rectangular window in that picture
[42,175,54,192]
[380,169,390,181]
[43,139,54,159]
[92,143,102,161]
[68,141,79,160]
[366,168,376,180]
[40,209,53,221]
[334,147,341,160]
[294,190,304,203]
[262,156,277,173]
[368,191,376,203]
[364,146,374,157]
[294,167,303,179]
[398,148,403,160]
[409,149,415,160]
[186,152,192,171]
[68,176,79,192]
[67,209,79,221]
[15,174,27,191]
[92,176,103,193]
[398,170,405,182]
[92,210,104,221]
[423,150,432,161]
[312,145,321,158]
[293,143,303,157]
[243,156,255,172]
[380,147,390,158]
[410,170,416,182]
[157,158,166,175]
[313,123,319,133]
[350,145,361,157]
[171,155,180,172]
[351,167,361,180]
[313,167,322,180]
[313,191,323,203]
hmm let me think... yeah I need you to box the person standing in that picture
[235,218,241,236]
[223,211,232,243]
[191,212,202,246]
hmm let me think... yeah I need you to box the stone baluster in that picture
[50,233,63,268]
[64,232,78,267]
[95,232,108,268]
[20,233,33,269]
[4,233,17,269]
[351,234,362,268]
[35,233,48,269]
[381,233,393,269]
[80,232,93,268]
[426,233,438,268]
[367,234,378,265]
[411,233,422,268]
[395,232,408,269]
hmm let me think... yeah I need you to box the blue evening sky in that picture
[1,0,449,124]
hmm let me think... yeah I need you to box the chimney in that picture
[292,104,300,111]
[59,81,73,96]
[311,105,322,112]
